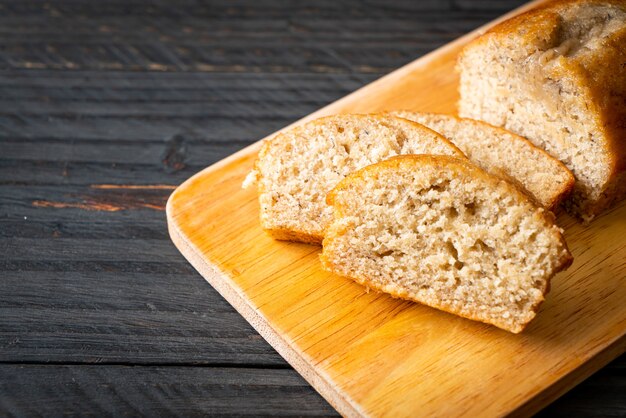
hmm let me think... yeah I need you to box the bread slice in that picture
[321,155,573,333]
[457,0,626,221]
[244,114,465,244]
[391,111,575,210]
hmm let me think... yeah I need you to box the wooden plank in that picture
[0,71,371,90]
[0,45,437,74]
[0,17,492,40]
[0,271,231,311]
[2,140,247,165]
[0,85,348,104]
[0,99,329,118]
[0,161,202,185]
[2,238,181,262]
[0,269,285,366]
[166,0,626,416]
[0,0,524,74]
[0,163,195,185]
[0,361,622,417]
[0,365,336,417]
[0,115,298,143]
[1,206,167,224]
[1,204,167,224]
[0,0,518,19]
[0,218,170,239]
[0,309,284,366]
[0,260,195,275]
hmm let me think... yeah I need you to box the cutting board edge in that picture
[515,334,626,416]
[166,210,365,418]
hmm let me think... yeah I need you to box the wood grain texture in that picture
[167,0,626,416]
[0,365,336,417]
[2,0,624,416]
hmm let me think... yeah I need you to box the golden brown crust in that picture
[459,0,626,219]
[329,154,560,220]
[462,0,626,52]
[323,155,573,333]
[257,113,465,162]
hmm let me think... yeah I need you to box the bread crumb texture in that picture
[245,114,464,243]
[392,111,575,210]
[458,0,626,221]
[321,155,573,333]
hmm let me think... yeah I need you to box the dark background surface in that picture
[0,0,624,416]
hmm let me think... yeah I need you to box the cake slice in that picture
[244,114,464,244]
[392,111,574,210]
[321,155,573,333]
[457,0,626,221]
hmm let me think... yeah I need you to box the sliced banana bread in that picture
[244,114,464,244]
[392,111,575,210]
[458,0,626,221]
[321,155,573,333]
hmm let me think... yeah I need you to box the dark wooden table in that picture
[1,1,624,416]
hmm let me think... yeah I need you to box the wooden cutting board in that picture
[167,1,626,416]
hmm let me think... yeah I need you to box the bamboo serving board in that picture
[167,1,626,416]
